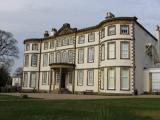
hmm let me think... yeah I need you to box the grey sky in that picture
[0,0,160,73]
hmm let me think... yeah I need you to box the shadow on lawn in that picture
[86,106,154,120]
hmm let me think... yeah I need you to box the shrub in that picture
[21,94,29,99]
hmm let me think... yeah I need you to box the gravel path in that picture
[1,93,160,100]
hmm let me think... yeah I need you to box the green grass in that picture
[0,95,160,120]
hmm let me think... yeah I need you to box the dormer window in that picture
[108,25,116,36]
[120,25,129,35]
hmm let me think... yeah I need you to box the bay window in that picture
[107,68,116,90]
[101,44,105,61]
[30,72,37,88]
[108,42,116,59]
[88,32,95,42]
[120,25,129,35]
[121,68,130,90]
[121,41,129,59]
[108,25,116,36]
[31,54,38,67]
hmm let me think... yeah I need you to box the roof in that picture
[24,16,157,43]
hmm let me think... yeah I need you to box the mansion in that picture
[23,12,160,95]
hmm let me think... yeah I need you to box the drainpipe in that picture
[37,39,42,92]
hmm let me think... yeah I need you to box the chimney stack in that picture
[106,12,115,19]
[50,28,57,36]
[44,31,49,38]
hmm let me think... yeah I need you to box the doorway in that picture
[61,73,66,88]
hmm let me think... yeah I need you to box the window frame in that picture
[42,72,48,85]
[87,47,94,63]
[120,67,130,91]
[43,53,48,67]
[108,25,116,36]
[32,43,38,51]
[107,42,116,59]
[107,67,116,90]
[100,28,105,39]
[26,44,30,51]
[101,44,105,61]
[23,72,28,87]
[120,41,130,59]
[88,32,95,42]
[78,35,85,44]
[87,69,94,86]
[120,25,129,35]
[78,49,84,64]
[50,40,54,49]
[44,42,48,50]
[24,54,29,67]
[100,68,104,90]
[77,70,83,86]
[31,54,38,67]
[29,72,37,88]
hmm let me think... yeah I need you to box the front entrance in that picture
[61,73,66,88]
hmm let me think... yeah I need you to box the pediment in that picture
[55,23,77,36]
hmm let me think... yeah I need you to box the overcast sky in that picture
[0,0,160,73]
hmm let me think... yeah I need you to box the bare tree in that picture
[0,30,19,67]
[13,67,23,77]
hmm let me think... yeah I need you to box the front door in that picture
[61,73,66,88]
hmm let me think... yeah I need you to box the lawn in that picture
[0,95,160,120]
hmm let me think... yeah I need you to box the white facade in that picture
[22,13,159,95]
[12,77,21,86]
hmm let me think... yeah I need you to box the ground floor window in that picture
[107,68,116,90]
[23,72,28,87]
[30,72,37,88]
[55,72,60,84]
[42,72,48,85]
[68,72,72,84]
[87,69,94,86]
[100,68,104,90]
[120,68,130,90]
[77,70,83,86]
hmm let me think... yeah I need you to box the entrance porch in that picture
[49,63,75,93]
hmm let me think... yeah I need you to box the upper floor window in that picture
[100,28,105,39]
[31,54,38,67]
[44,42,48,50]
[50,40,54,49]
[107,67,116,90]
[26,44,30,51]
[43,53,48,66]
[32,44,38,51]
[78,35,85,44]
[77,70,83,86]
[56,52,61,63]
[78,49,84,64]
[120,41,129,59]
[62,51,68,63]
[88,32,95,42]
[24,54,29,67]
[57,39,62,47]
[120,68,130,90]
[30,72,37,88]
[108,42,116,59]
[88,47,94,63]
[69,50,74,63]
[87,69,94,86]
[101,44,105,61]
[49,52,54,64]
[69,37,74,45]
[62,38,69,46]
[120,25,129,35]
[108,25,116,36]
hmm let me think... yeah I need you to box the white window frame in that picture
[100,68,104,90]
[78,35,85,44]
[49,52,54,64]
[56,52,61,63]
[50,40,54,49]
[31,54,38,67]
[25,54,29,67]
[88,47,94,63]
[26,44,30,51]
[87,69,94,86]
[108,25,116,36]
[32,43,38,51]
[88,32,95,42]
[107,68,116,90]
[43,53,48,66]
[78,49,84,64]
[30,72,37,88]
[44,42,48,50]
[120,25,129,35]
[101,44,105,61]
[42,72,48,85]
[77,70,83,86]
[62,51,68,63]
[120,68,130,90]
[23,72,28,87]
[120,41,129,59]
[108,42,116,59]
